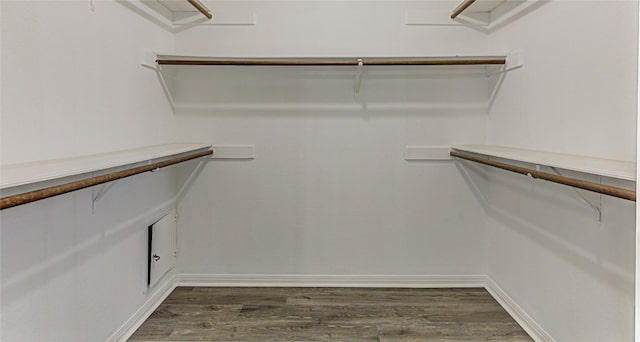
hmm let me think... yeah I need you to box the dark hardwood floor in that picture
[128,287,533,341]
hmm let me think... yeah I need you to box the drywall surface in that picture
[1,1,176,341]
[1,2,176,165]
[486,1,637,341]
[173,1,491,278]
[637,0,640,337]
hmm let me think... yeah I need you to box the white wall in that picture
[1,1,176,341]
[1,1,176,165]
[3,1,637,341]
[173,1,492,278]
[485,1,637,341]
[637,0,640,337]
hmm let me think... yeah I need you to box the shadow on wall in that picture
[457,162,635,294]
[157,65,498,117]
[0,164,199,307]
[173,104,488,118]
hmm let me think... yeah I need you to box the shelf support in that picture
[140,52,177,110]
[549,166,602,222]
[92,181,117,214]
[486,65,522,77]
[140,50,160,71]
[176,160,208,207]
[488,51,523,110]
[486,51,523,77]
[157,66,177,110]
[353,58,364,95]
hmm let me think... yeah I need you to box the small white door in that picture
[149,209,177,288]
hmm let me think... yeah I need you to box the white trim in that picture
[175,273,486,288]
[485,277,555,342]
[107,273,177,342]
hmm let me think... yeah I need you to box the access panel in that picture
[148,209,177,288]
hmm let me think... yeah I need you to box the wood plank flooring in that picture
[128,287,533,341]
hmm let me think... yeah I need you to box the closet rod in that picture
[186,0,213,19]
[450,151,636,202]
[0,150,213,210]
[451,0,477,19]
[156,57,506,66]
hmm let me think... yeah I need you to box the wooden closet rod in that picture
[0,150,213,210]
[450,151,636,202]
[451,0,477,19]
[156,57,506,66]
[186,0,213,19]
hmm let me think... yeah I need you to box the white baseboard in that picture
[485,277,555,342]
[175,273,487,288]
[107,273,177,342]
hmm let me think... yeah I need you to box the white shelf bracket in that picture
[488,51,523,110]
[140,51,175,109]
[92,181,117,214]
[175,160,208,207]
[486,51,523,77]
[353,58,364,95]
[142,54,177,110]
[550,166,602,222]
[140,50,160,71]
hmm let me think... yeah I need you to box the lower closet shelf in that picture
[0,143,213,210]
[451,145,636,201]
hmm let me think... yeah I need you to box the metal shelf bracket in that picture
[92,181,117,214]
[353,58,364,95]
[487,51,523,77]
[549,166,602,222]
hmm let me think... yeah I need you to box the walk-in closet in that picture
[1,0,638,341]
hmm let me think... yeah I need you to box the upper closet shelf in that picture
[450,0,544,32]
[154,55,507,67]
[122,0,212,32]
[0,143,212,190]
[148,53,520,110]
[451,145,636,181]
[181,0,212,19]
